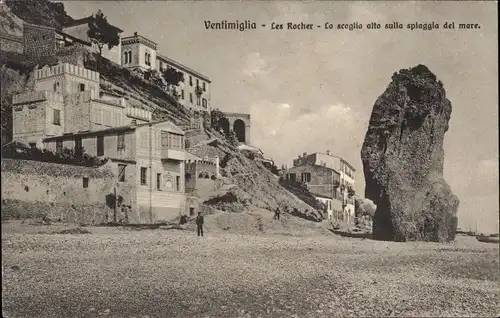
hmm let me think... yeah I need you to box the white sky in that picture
[63,1,499,234]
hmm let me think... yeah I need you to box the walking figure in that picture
[273,207,281,220]
[196,212,204,237]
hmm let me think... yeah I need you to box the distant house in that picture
[120,32,211,113]
[21,16,123,64]
[63,16,123,64]
[285,150,357,224]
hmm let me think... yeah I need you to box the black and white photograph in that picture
[1,0,498,317]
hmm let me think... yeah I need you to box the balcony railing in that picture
[161,147,185,161]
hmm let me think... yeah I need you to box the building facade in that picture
[284,163,343,222]
[11,63,150,148]
[291,151,356,223]
[120,32,212,113]
[42,121,190,223]
[22,23,90,58]
[10,61,208,223]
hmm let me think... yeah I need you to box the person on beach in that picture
[273,207,281,220]
[196,212,204,237]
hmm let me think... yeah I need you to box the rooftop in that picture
[42,120,185,142]
[63,16,123,33]
[121,32,157,50]
[157,53,211,83]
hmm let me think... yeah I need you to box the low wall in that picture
[1,159,116,224]
[0,33,24,54]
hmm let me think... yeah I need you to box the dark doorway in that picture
[233,119,246,143]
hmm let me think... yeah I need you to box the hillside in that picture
[4,0,73,30]
[84,54,191,126]
[186,129,323,221]
[0,3,23,37]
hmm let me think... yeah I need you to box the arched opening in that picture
[233,119,246,143]
[220,117,230,136]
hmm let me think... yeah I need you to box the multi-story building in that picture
[120,32,211,113]
[290,150,356,223]
[11,62,150,148]
[42,120,190,223]
[284,163,343,221]
[10,62,211,223]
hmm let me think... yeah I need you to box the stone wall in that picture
[0,33,24,53]
[23,23,56,57]
[56,45,88,67]
[1,159,116,224]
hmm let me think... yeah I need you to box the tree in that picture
[87,10,120,71]
[162,67,184,90]
[354,198,376,217]
[144,69,164,88]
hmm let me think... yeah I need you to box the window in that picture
[157,173,162,190]
[53,82,57,92]
[176,176,180,191]
[288,173,296,182]
[181,89,184,99]
[202,98,207,108]
[301,172,311,183]
[29,143,36,149]
[189,76,192,86]
[53,109,60,125]
[118,164,126,182]
[74,137,82,157]
[83,177,89,188]
[127,51,132,64]
[190,207,195,216]
[203,82,206,91]
[196,79,199,87]
[56,140,63,154]
[189,93,193,103]
[97,136,104,156]
[196,96,201,106]
[161,132,183,150]
[140,167,147,185]
[117,133,125,150]
[79,83,85,92]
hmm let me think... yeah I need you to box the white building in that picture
[121,32,211,113]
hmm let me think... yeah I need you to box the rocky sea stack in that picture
[361,65,459,242]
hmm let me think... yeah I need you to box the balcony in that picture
[161,148,185,161]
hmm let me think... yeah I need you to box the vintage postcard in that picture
[1,0,498,317]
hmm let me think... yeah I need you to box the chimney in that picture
[134,32,138,37]
[303,152,307,157]
[326,150,330,155]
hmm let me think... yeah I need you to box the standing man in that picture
[196,212,204,237]
[274,207,281,220]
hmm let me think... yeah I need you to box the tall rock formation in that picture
[361,65,459,242]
